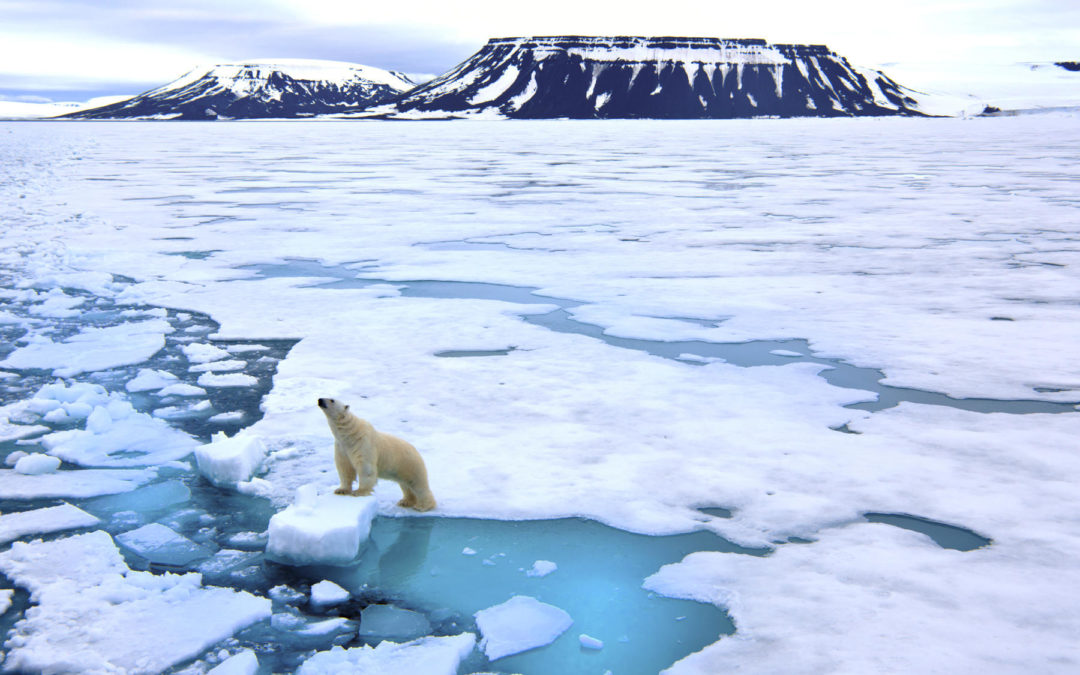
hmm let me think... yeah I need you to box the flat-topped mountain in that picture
[61,59,416,120]
[364,36,925,119]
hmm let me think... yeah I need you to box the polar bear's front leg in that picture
[333,445,356,495]
[352,461,377,496]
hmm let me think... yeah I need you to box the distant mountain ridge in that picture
[361,36,925,119]
[61,59,415,120]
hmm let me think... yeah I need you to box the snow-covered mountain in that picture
[61,59,416,120]
[360,36,924,119]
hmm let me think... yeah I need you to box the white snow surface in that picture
[194,433,267,488]
[0,319,170,376]
[310,579,350,606]
[474,595,573,660]
[0,503,99,544]
[0,531,270,674]
[207,649,259,675]
[297,633,476,675]
[265,487,378,565]
[2,118,1080,672]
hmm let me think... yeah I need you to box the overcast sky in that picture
[1,0,1077,101]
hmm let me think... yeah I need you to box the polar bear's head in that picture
[317,397,349,419]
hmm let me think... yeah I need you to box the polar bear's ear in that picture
[344,404,350,411]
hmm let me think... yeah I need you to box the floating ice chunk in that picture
[266,488,378,566]
[208,650,258,675]
[269,584,306,604]
[0,588,12,614]
[298,634,476,675]
[0,503,99,544]
[770,349,803,357]
[579,633,604,650]
[195,433,267,488]
[5,450,28,466]
[0,319,170,377]
[227,530,268,549]
[156,383,207,397]
[310,579,350,606]
[197,549,262,578]
[210,411,246,424]
[153,400,212,419]
[295,617,355,636]
[198,372,258,388]
[526,560,558,577]
[183,343,231,363]
[0,531,270,674]
[1,417,46,442]
[189,359,246,373]
[13,453,61,475]
[474,595,573,660]
[41,408,71,424]
[126,368,179,392]
[39,393,197,467]
[116,522,214,566]
[0,468,157,499]
[358,604,433,641]
[226,344,269,353]
[462,547,477,556]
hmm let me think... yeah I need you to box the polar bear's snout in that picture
[317,397,329,409]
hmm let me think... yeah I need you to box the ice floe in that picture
[194,432,267,488]
[475,595,573,660]
[0,503,99,544]
[297,633,476,675]
[0,531,270,674]
[265,486,378,565]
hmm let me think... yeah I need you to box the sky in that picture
[1,0,1078,102]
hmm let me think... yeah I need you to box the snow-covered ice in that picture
[116,522,214,566]
[0,467,158,499]
[265,486,378,565]
[194,432,267,488]
[207,649,259,675]
[297,633,476,675]
[474,595,574,660]
[0,503,99,544]
[0,531,270,673]
[526,560,558,577]
[12,452,61,474]
[309,579,350,606]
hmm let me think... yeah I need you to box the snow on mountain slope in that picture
[360,36,925,119]
[61,59,416,120]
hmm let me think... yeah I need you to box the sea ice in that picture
[357,604,432,641]
[194,433,267,488]
[1,319,170,377]
[198,372,259,388]
[579,634,604,650]
[474,595,574,660]
[126,368,179,392]
[0,503,99,544]
[526,560,558,577]
[265,486,378,565]
[156,383,208,397]
[0,588,12,614]
[116,522,215,566]
[297,633,476,675]
[0,467,158,499]
[13,453,61,475]
[182,343,232,363]
[207,650,258,675]
[0,531,270,674]
[309,579,350,606]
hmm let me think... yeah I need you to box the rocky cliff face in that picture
[369,36,924,119]
[62,60,415,120]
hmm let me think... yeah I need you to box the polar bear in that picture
[317,397,436,512]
